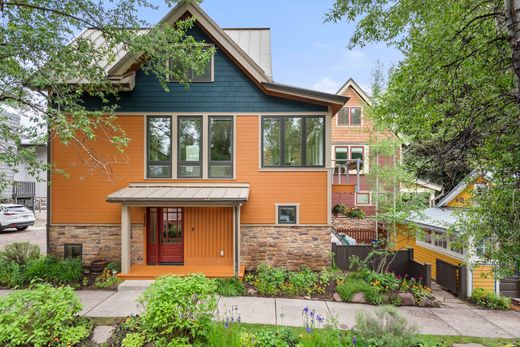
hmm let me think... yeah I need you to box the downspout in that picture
[46,105,53,256]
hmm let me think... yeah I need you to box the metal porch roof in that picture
[107,183,249,204]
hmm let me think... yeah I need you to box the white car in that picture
[0,204,35,231]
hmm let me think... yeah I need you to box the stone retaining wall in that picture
[240,225,331,271]
[48,224,144,265]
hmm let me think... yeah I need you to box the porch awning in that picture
[106,183,249,204]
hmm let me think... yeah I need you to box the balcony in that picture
[12,181,36,199]
[332,159,362,193]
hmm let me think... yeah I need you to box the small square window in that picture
[356,193,370,205]
[277,205,297,224]
[64,244,82,260]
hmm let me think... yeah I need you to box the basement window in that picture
[64,244,82,260]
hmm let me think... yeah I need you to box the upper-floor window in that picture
[334,145,365,171]
[209,116,233,178]
[178,117,202,178]
[168,46,214,83]
[147,116,172,178]
[262,116,324,167]
[337,106,362,126]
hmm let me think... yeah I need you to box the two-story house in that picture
[46,2,353,278]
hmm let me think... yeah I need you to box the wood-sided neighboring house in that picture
[331,78,400,216]
[46,2,358,279]
[399,172,519,298]
[0,110,20,201]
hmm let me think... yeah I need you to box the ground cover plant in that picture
[215,277,246,297]
[0,284,92,346]
[470,287,511,310]
[243,264,338,298]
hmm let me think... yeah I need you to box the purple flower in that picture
[353,336,357,346]
[303,306,309,314]
[305,323,312,333]
[237,314,241,323]
[316,314,324,324]
[224,321,229,329]
[310,310,315,318]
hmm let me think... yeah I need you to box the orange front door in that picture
[147,207,184,264]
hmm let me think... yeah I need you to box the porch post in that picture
[234,203,241,277]
[121,204,131,274]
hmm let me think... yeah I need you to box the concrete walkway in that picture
[1,289,519,338]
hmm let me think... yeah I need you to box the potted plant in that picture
[90,247,110,273]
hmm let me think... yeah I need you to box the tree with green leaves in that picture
[327,0,520,275]
[0,0,213,193]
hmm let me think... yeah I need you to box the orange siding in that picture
[184,207,233,266]
[51,115,328,225]
[472,265,495,292]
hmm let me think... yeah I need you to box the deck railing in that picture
[12,181,35,199]
[332,158,362,192]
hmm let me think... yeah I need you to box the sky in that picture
[139,0,403,95]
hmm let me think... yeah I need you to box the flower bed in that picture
[241,263,438,307]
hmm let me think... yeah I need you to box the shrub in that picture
[0,284,91,346]
[0,259,24,288]
[215,277,246,297]
[344,207,365,219]
[286,267,318,296]
[138,274,217,345]
[107,261,122,273]
[336,278,384,304]
[354,306,419,347]
[332,204,347,217]
[122,332,146,347]
[0,242,40,265]
[255,264,287,296]
[24,256,83,286]
[471,288,511,310]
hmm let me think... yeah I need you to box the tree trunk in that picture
[505,0,520,97]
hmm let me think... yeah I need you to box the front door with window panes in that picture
[146,208,184,264]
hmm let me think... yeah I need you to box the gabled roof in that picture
[436,170,491,207]
[69,1,346,112]
[336,78,372,105]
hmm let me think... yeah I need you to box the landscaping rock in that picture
[247,288,257,296]
[351,292,366,303]
[333,292,343,302]
[398,292,415,306]
[91,325,115,344]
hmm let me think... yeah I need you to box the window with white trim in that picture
[418,230,464,256]
[337,106,362,126]
[333,145,366,171]
[277,205,298,224]
[356,192,371,205]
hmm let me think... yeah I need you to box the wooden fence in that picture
[332,244,432,288]
[336,229,377,244]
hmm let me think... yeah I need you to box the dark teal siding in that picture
[82,25,327,113]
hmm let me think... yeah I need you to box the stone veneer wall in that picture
[240,225,331,271]
[48,224,144,265]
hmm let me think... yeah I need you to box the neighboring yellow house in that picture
[398,172,513,298]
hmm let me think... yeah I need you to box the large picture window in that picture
[262,116,324,167]
[147,116,172,178]
[178,117,202,178]
[209,116,233,178]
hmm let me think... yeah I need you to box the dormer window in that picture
[168,45,214,83]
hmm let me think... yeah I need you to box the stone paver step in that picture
[118,280,154,291]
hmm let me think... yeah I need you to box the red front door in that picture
[147,207,184,264]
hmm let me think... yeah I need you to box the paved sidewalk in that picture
[73,290,520,338]
[1,289,519,338]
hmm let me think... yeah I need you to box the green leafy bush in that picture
[0,242,40,265]
[215,277,246,296]
[354,305,419,347]
[344,207,365,219]
[0,259,24,288]
[471,288,511,310]
[336,278,384,304]
[122,332,146,347]
[24,256,83,286]
[252,264,324,297]
[332,204,348,217]
[107,261,122,273]
[138,274,217,346]
[0,284,91,346]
